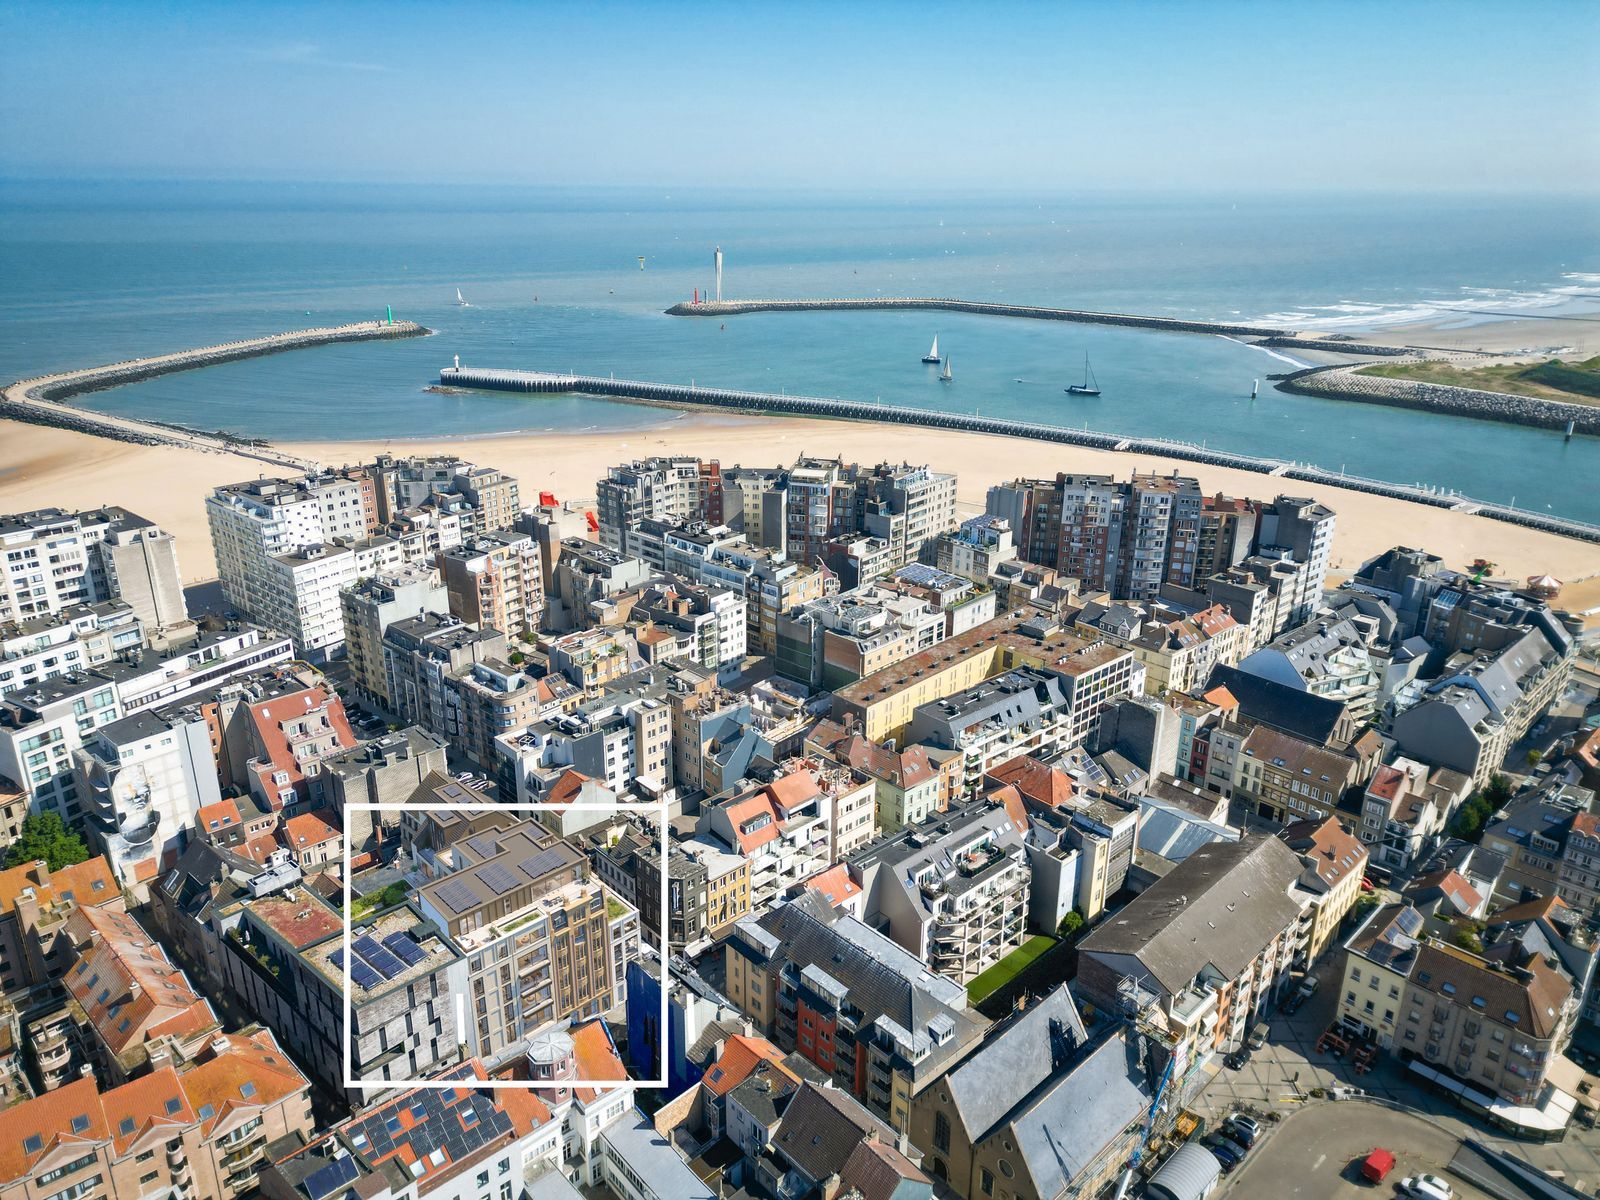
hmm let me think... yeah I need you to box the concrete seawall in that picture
[665,297,1293,338]
[1276,363,1600,435]
[439,365,1600,545]
[3,320,429,469]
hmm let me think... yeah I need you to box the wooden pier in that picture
[439,365,1600,545]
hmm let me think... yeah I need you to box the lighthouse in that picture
[714,246,724,303]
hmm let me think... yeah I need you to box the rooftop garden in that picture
[966,934,1056,1005]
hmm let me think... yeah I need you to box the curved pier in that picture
[439,365,1600,545]
[665,297,1292,338]
[3,320,428,468]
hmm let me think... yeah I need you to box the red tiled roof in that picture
[702,1034,790,1098]
[0,856,117,916]
[178,1029,308,1138]
[247,686,357,792]
[984,754,1073,809]
[282,809,341,849]
[571,1019,627,1103]
[988,783,1031,834]
[723,795,782,854]
[0,1076,108,1179]
[196,799,242,836]
[803,864,863,909]
[547,768,591,806]
[64,906,213,1060]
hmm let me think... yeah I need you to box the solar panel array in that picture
[354,934,409,978]
[331,947,382,991]
[384,931,427,965]
[345,1078,514,1177]
[302,1152,359,1200]
[478,862,523,896]
[435,878,480,915]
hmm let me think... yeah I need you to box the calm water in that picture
[1,181,1597,520]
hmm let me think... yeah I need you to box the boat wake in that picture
[1215,335,1312,369]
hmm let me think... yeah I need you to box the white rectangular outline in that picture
[341,801,669,1090]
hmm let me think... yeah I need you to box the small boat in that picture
[1065,352,1100,396]
[940,357,953,382]
[456,288,471,308]
[922,335,942,364]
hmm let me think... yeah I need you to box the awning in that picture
[1407,1060,1574,1134]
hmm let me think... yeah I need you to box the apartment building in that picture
[630,578,747,675]
[598,456,718,550]
[414,822,617,1061]
[1076,600,1248,698]
[1254,496,1337,626]
[934,514,1016,584]
[0,506,186,634]
[905,668,1079,792]
[698,772,834,911]
[72,706,222,883]
[1236,614,1381,721]
[0,1028,312,1200]
[831,612,1128,746]
[222,885,464,1100]
[259,1059,564,1200]
[0,856,122,995]
[369,454,520,535]
[1359,757,1472,872]
[1481,785,1600,915]
[339,565,450,708]
[1392,625,1571,788]
[1078,837,1307,1054]
[0,626,291,830]
[849,800,1031,982]
[498,673,672,800]
[440,530,546,638]
[1277,816,1368,966]
[0,602,145,698]
[1336,902,1424,1050]
[545,539,654,632]
[723,891,989,1131]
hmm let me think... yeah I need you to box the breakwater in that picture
[439,365,1600,544]
[1276,363,1600,436]
[665,297,1292,339]
[3,320,428,469]
[1255,336,1411,357]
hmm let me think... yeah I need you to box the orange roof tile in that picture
[803,864,863,909]
[196,798,242,836]
[0,856,117,917]
[282,809,342,849]
[0,1076,108,1179]
[178,1030,308,1137]
[100,1066,194,1154]
[702,1034,788,1097]
[570,1019,627,1103]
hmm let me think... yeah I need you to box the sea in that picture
[2,180,1598,522]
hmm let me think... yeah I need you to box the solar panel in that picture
[518,847,568,881]
[384,932,427,965]
[435,878,479,914]
[334,947,382,990]
[303,1154,360,1200]
[478,862,523,896]
[353,935,408,979]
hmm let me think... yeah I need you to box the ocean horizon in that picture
[2,180,1597,521]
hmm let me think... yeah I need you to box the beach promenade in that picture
[438,365,1600,544]
[2,319,428,469]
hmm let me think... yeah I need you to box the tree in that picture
[1451,926,1484,955]
[3,813,90,871]
[1526,749,1543,768]
[1057,910,1085,940]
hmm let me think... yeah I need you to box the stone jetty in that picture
[1275,363,1600,436]
[665,297,1292,338]
[439,365,1600,545]
[2,320,428,468]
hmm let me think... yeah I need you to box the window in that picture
[933,1112,950,1152]
[981,1170,994,1196]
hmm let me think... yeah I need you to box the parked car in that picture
[1225,1047,1250,1070]
[1226,1114,1261,1146]
[1203,1137,1240,1172]
[1400,1175,1453,1200]
[1216,1133,1251,1161]
[1247,1021,1271,1049]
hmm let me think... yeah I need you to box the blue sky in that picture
[2,0,1596,191]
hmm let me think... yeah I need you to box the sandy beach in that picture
[3,412,1597,617]
[1355,313,1600,360]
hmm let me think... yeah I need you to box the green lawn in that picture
[966,934,1057,1004]
[1355,354,1600,407]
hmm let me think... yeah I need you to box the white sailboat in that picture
[456,288,471,308]
[940,357,953,382]
[922,335,941,364]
